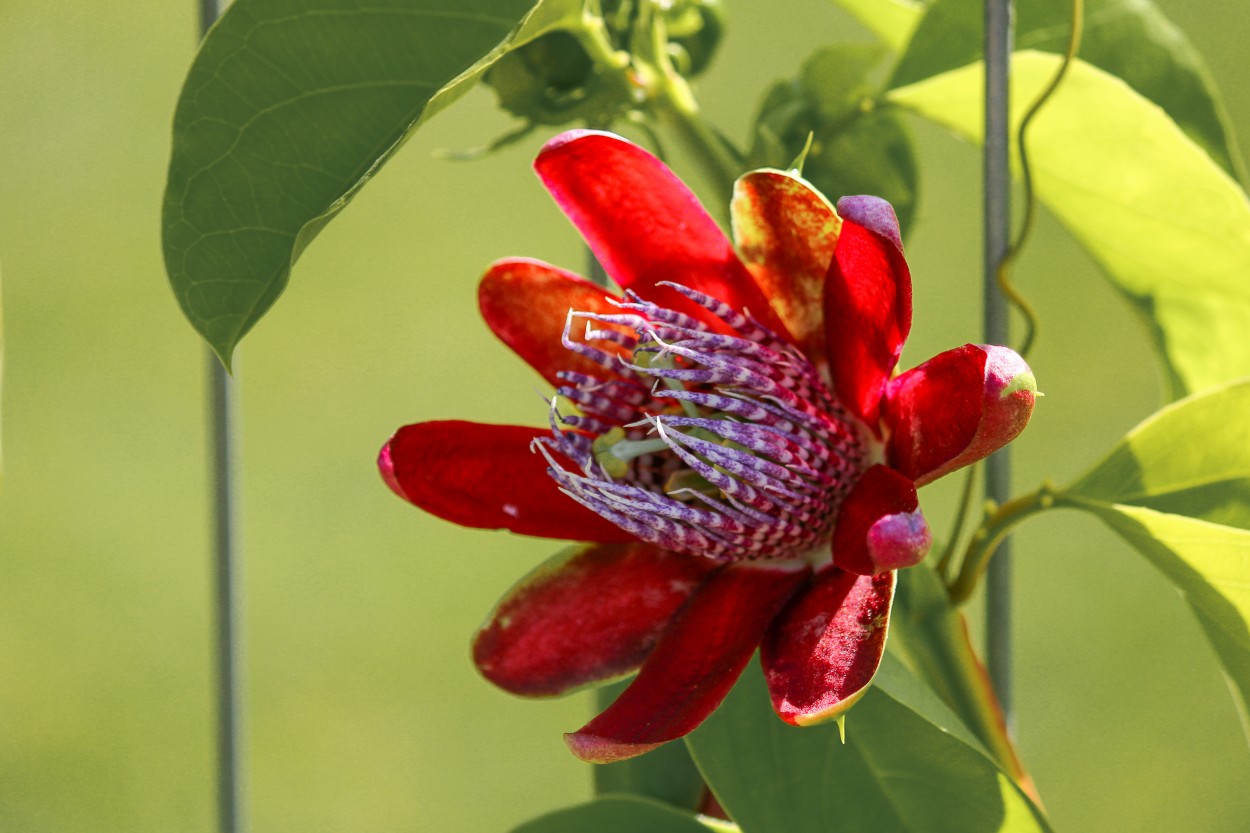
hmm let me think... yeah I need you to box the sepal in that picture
[760,568,895,726]
[831,465,930,575]
[884,344,1036,486]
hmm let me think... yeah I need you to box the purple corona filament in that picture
[535,283,867,563]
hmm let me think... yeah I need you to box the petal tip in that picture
[867,510,932,572]
[377,435,407,501]
[835,195,902,252]
[980,344,1037,402]
[786,686,871,727]
[885,344,1036,487]
[832,466,921,576]
[536,129,627,166]
[564,730,663,764]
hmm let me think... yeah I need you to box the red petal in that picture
[731,170,841,364]
[831,465,930,576]
[473,543,720,696]
[479,258,626,387]
[824,196,911,428]
[761,568,895,726]
[534,130,789,338]
[565,560,809,763]
[884,344,1036,486]
[379,421,634,542]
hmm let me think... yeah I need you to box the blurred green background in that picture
[2,0,1248,830]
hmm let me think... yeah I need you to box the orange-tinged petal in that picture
[731,169,841,364]
[478,258,626,387]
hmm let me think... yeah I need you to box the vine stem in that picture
[948,486,1054,606]
[198,1,246,832]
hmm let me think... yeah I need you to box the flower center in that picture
[536,282,865,562]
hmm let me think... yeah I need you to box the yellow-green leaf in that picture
[828,0,924,53]
[1069,378,1250,529]
[890,52,1250,398]
[1068,503,1250,739]
[890,0,1245,182]
[1063,380,1250,741]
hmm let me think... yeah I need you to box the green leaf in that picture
[747,45,919,236]
[828,0,924,53]
[511,796,731,833]
[686,658,1051,833]
[162,0,577,368]
[890,564,1029,786]
[593,680,707,810]
[1062,379,1250,739]
[890,52,1250,398]
[890,0,1245,182]
[1065,504,1250,742]
[1068,378,1250,529]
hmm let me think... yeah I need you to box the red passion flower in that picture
[379,130,1036,763]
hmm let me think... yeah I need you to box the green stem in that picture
[647,73,742,199]
[573,0,742,200]
[947,484,1055,605]
[936,464,979,580]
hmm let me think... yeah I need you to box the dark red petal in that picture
[832,464,930,576]
[473,543,720,696]
[379,421,634,542]
[478,258,626,387]
[884,343,1037,486]
[565,560,809,763]
[534,130,790,338]
[731,170,840,364]
[824,196,912,428]
[761,568,895,726]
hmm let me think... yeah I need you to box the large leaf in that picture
[828,0,924,53]
[686,657,1051,833]
[511,796,732,833]
[593,680,707,810]
[162,0,576,368]
[890,0,1244,182]
[890,52,1250,398]
[1062,379,1250,737]
[890,564,1032,792]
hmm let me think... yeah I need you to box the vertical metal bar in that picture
[983,0,1015,731]
[198,2,245,831]
[208,352,244,833]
